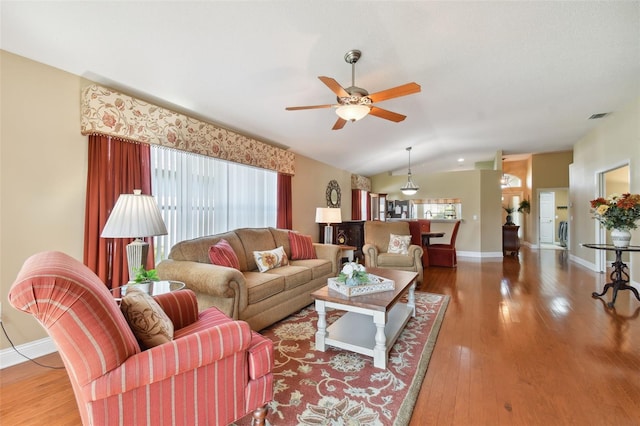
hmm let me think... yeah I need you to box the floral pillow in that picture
[388,234,412,255]
[253,246,288,272]
[120,287,174,350]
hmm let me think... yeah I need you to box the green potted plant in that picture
[518,199,531,214]
[133,266,160,283]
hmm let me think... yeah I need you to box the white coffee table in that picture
[311,268,417,369]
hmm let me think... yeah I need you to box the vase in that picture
[346,277,359,287]
[610,228,631,248]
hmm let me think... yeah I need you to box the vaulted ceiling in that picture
[2,1,639,176]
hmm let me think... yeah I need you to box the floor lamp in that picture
[101,189,168,282]
[315,207,342,244]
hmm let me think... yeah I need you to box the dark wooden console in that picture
[318,220,365,261]
[502,225,520,256]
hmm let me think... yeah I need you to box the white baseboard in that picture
[0,336,57,369]
[569,253,599,272]
[458,251,503,258]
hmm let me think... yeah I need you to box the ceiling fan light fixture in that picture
[336,104,370,122]
[400,147,419,195]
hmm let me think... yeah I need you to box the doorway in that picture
[597,165,630,270]
[539,192,555,244]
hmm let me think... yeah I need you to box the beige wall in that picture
[370,169,503,254]
[571,97,640,281]
[1,51,89,348]
[291,155,352,241]
[0,51,353,351]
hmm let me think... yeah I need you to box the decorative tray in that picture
[327,274,395,297]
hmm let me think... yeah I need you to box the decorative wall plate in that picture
[326,180,341,208]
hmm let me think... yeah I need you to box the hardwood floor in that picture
[412,247,640,426]
[1,246,639,425]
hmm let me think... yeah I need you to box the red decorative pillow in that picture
[208,239,240,269]
[289,232,317,260]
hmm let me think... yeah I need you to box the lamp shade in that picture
[101,190,168,238]
[335,104,370,122]
[315,207,342,224]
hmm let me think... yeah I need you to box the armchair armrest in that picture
[84,320,253,400]
[313,243,341,274]
[157,259,247,318]
[362,243,380,267]
[407,244,424,262]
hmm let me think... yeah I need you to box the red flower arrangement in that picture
[590,193,640,230]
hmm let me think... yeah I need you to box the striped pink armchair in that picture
[9,251,274,425]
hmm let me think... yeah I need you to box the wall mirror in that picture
[326,180,341,208]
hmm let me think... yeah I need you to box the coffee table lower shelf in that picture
[315,300,414,369]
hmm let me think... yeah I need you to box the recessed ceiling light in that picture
[457,158,464,162]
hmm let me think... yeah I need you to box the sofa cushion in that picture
[265,265,313,290]
[236,228,277,271]
[289,232,317,260]
[388,233,411,255]
[270,228,292,258]
[208,239,240,269]
[244,272,286,304]
[169,231,248,270]
[120,287,174,350]
[289,258,333,279]
[377,252,416,267]
[253,246,288,272]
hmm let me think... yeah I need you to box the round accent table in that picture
[111,280,185,302]
[582,243,640,308]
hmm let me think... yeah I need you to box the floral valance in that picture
[81,84,295,175]
[351,174,371,191]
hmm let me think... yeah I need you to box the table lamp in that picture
[101,189,168,282]
[315,207,342,244]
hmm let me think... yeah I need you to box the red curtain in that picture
[366,192,371,220]
[351,189,362,220]
[277,173,293,229]
[84,135,153,288]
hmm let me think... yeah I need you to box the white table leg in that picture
[373,311,387,369]
[408,283,416,317]
[315,300,326,351]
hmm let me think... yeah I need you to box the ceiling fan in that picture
[286,50,421,130]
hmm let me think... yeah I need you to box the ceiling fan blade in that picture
[318,76,350,97]
[285,104,334,111]
[332,117,347,130]
[369,106,406,122]
[367,82,421,103]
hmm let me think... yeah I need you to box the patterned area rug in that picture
[235,292,449,426]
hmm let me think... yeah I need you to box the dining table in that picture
[421,231,445,247]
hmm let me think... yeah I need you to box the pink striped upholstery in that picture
[9,251,274,425]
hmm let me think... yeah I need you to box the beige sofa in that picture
[157,227,340,331]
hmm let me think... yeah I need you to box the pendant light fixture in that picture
[400,147,419,196]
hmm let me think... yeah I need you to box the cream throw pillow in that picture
[253,246,288,272]
[120,287,174,349]
[388,234,412,254]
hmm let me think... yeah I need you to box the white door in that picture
[539,192,555,244]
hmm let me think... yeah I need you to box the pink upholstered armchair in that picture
[9,251,274,426]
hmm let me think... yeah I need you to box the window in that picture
[151,145,277,263]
